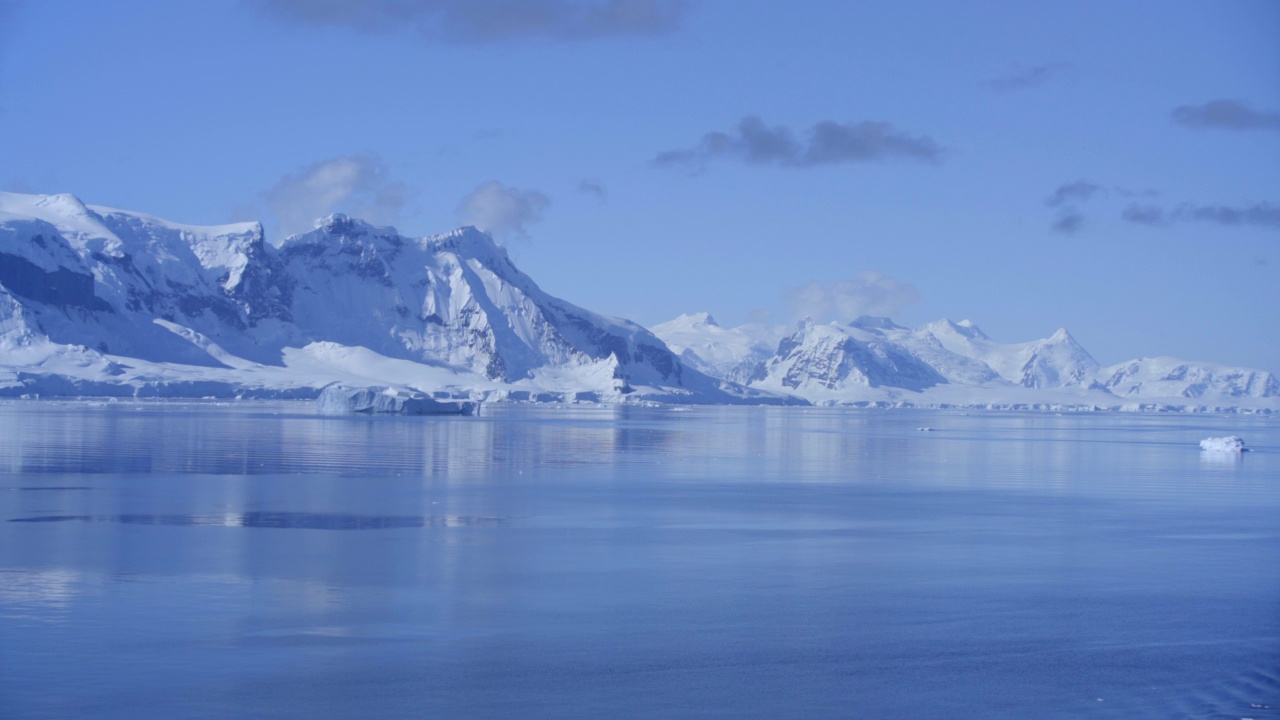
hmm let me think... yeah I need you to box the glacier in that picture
[1,190,1275,411]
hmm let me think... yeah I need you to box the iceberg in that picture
[1199,436,1246,453]
[317,385,478,416]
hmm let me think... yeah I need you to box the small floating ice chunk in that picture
[1199,436,1246,453]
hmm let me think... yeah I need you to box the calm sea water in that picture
[1,401,1277,719]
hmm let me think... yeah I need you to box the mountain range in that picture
[654,313,1276,409]
[1,192,1275,411]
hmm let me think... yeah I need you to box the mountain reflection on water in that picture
[1,401,694,477]
[1,401,1277,720]
[1,401,1268,495]
[9,512,505,530]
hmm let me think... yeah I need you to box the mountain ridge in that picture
[1,191,1274,411]
[0,191,788,404]
[653,313,1277,409]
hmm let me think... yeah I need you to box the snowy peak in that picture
[955,319,988,339]
[756,320,945,395]
[849,315,905,331]
[652,312,721,331]
[425,226,509,265]
[285,213,407,257]
[312,212,366,235]
[651,312,784,384]
[918,320,1098,389]
[0,192,99,238]
[1016,329,1099,389]
[920,318,988,343]
[684,311,720,327]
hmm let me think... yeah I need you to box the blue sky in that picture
[2,0,1278,371]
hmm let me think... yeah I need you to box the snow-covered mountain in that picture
[2,191,1274,410]
[0,191,786,404]
[916,319,1102,390]
[654,313,1278,410]
[1100,357,1279,400]
[650,312,784,383]
[751,318,946,397]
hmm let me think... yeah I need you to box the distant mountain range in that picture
[1,192,1275,411]
[654,312,1277,409]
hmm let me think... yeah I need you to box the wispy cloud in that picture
[1171,99,1280,132]
[786,271,920,324]
[457,181,550,239]
[1044,179,1105,234]
[264,154,414,237]
[1048,177,1280,233]
[1051,208,1085,234]
[1045,180,1105,207]
[1120,203,1167,227]
[246,0,688,42]
[653,115,943,173]
[577,178,607,203]
[983,62,1071,92]
[1179,202,1280,228]
[2,178,35,194]
[1122,201,1280,230]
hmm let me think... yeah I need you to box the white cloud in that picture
[265,154,411,237]
[786,271,920,323]
[456,181,550,238]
